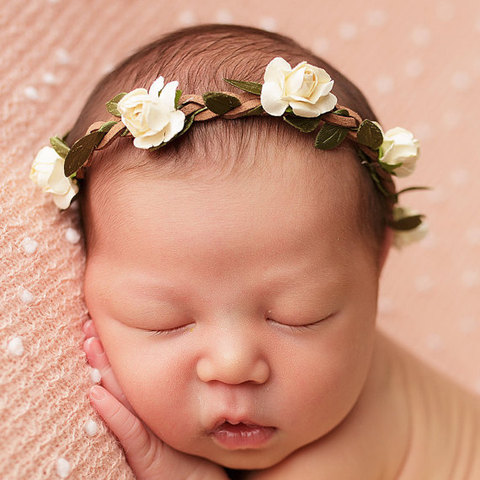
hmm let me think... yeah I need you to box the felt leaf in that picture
[283,115,321,133]
[98,121,118,133]
[333,109,350,117]
[50,136,70,159]
[105,92,127,117]
[223,78,262,95]
[379,160,403,174]
[64,131,106,177]
[396,186,432,196]
[175,89,182,109]
[241,105,265,117]
[391,214,424,231]
[314,123,348,150]
[356,119,383,150]
[203,92,241,115]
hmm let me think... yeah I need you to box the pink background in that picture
[1,0,479,477]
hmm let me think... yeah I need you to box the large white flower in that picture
[392,205,428,249]
[117,76,186,149]
[260,57,337,118]
[379,127,420,177]
[29,146,79,209]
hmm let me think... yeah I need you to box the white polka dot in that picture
[19,286,34,304]
[24,86,39,100]
[461,270,479,288]
[90,367,101,383]
[436,1,454,21]
[42,72,58,84]
[55,48,71,65]
[451,71,472,90]
[84,419,99,436]
[465,227,480,245]
[442,111,460,129]
[259,16,277,32]
[427,186,446,204]
[459,316,477,335]
[412,122,433,140]
[405,58,423,78]
[411,26,431,46]
[20,237,38,254]
[65,227,81,244]
[425,333,443,351]
[338,22,357,40]
[7,337,24,356]
[215,9,233,23]
[375,75,394,94]
[313,37,329,55]
[366,9,387,27]
[419,231,437,249]
[56,457,71,478]
[178,10,196,25]
[415,275,434,292]
[450,168,469,186]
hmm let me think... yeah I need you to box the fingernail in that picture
[85,337,103,356]
[82,319,93,335]
[90,385,105,401]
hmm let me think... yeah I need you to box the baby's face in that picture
[83,147,381,469]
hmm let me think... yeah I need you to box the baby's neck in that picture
[387,331,480,479]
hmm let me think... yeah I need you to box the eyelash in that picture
[266,313,333,332]
[147,314,334,336]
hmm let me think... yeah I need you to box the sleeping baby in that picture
[30,23,480,480]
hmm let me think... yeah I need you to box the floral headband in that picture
[30,56,429,248]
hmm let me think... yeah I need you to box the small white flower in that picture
[260,57,338,118]
[29,146,78,209]
[392,205,428,248]
[117,76,186,149]
[379,127,420,177]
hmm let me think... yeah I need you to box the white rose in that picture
[379,127,420,177]
[392,205,428,249]
[29,146,79,209]
[260,57,338,118]
[117,76,186,149]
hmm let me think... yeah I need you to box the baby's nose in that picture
[196,327,270,385]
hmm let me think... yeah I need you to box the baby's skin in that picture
[81,142,480,479]
[83,324,480,479]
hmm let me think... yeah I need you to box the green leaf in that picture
[391,214,424,231]
[203,92,241,115]
[223,78,262,95]
[396,186,432,195]
[64,131,106,177]
[379,160,403,174]
[283,115,321,133]
[174,89,182,109]
[105,92,127,117]
[98,121,118,133]
[333,109,349,117]
[285,106,293,114]
[50,136,70,159]
[241,105,264,117]
[314,123,348,150]
[356,119,383,150]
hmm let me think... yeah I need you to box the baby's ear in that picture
[379,227,393,273]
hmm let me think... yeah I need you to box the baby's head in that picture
[69,24,394,469]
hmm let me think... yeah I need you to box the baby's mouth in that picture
[208,419,276,450]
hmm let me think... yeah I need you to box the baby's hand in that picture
[82,319,229,480]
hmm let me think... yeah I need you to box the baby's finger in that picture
[83,337,132,411]
[82,319,98,338]
[89,385,164,478]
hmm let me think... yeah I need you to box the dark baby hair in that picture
[66,23,393,265]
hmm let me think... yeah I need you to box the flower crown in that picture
[30,56,429,248]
